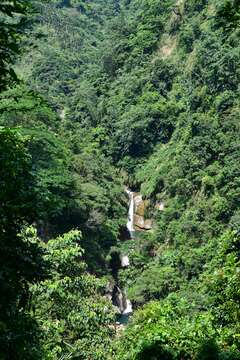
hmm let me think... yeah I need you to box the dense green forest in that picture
[0,0,239,359]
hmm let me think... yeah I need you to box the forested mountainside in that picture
[0,0,239,359]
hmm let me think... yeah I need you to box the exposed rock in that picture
[125,190,153,231]
[134,214,152,230]
[144,219,152,230]
[134,194,144,216]
[134,214,145,229]
[112,286,125,313]
[155,201,165,211]
[134,193,150,217]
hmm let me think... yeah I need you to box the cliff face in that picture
[133,193,152,230]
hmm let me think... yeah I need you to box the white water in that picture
[115,287,125,313]
[115,287,133,316]
[122,299,133,315]
[111,189,135,322]
[121,255,130,267]
[126,189,135,236]
[116,188,135,319]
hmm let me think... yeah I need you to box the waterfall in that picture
[114,286,125,313]
[110,189,135,324]
[126,189,135,237]
[122,299,133,315]
[113,286,133,325]
[116,188,134,321]
[121,255,130,267]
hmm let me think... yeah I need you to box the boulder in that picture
[134,193,150,217]
[134,214,145,229]
[144,219,152,230]
[134,215,152,230]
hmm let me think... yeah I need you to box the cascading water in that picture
[126,189,135,238]
[122,299,133,315]
[115,189,134,321]
[121,255,130,267]
[110,189,134,325]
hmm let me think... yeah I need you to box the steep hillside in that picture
[110,1,240,358]
[0,0,127,274]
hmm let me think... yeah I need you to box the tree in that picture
[0,0,31,91]
[0,128,46,359]
[31,230,116,359]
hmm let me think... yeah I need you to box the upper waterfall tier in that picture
[126,189,135,237]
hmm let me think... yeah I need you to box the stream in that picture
[111,189,135,324]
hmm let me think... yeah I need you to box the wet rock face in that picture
[133,193,152,230]
[111,285,133,316]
